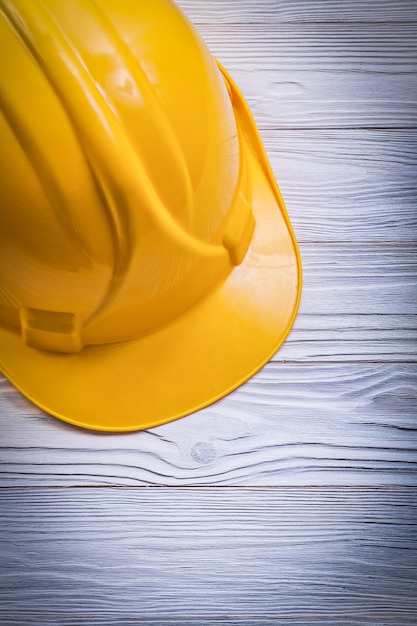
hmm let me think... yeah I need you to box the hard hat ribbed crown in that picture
[0,0,253,350]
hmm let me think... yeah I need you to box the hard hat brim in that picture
[0,66,302,432]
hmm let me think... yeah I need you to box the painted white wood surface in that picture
[1,0,416,623]
[1,362,416,486]
[178,0,417,23]
[1,488,417,625]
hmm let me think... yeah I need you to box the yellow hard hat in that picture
[0,0,301,431]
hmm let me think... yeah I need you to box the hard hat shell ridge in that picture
[0,0,301,431]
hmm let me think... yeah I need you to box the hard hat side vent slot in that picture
[20,307,84,353]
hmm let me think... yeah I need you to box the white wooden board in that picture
[1,488,416,625]
[178,0,417,24]
[1,362,416,486]
[1,0,416,623]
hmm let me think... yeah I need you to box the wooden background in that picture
[1,1,416,623]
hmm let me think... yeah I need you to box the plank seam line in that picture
[1,485,417,490]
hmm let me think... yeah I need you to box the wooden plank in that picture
[283,243,417,358]
[1,363,416,486]
[1,487,416,624]
[266,130,417,243]
[280,314,417,362]
[200,24,417,70]
[188,24,417,129]
[232,69,417,130]
[293,244,417,316]
[178,0,417,24]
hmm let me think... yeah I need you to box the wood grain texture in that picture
[1,363,416,486]
[201,24,417,70]
[227,69,417,130]
[189,24,417,130]
[281,314,417,362]
[1,487,416,625]
[295,244,417,316]
[266,130,417,243]
[178,0,417,24]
